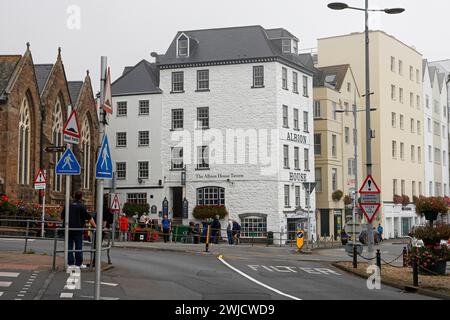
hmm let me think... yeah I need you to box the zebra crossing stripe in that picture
[0,272,20,277]
[0,282,12,287]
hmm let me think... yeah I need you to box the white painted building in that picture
[156,26,316,241]
[423,60,448,198]
[106,60,164,218]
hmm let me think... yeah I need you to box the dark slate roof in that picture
[158,25,313,75]
[422,59,428,81]
[122,66,133,76]
[313,64,350,92]
[0,55,21,98]
[68,81,83,106]
[429,66,437,86]
[112,59,161,96]
[437,72,445,93]
[34,64,53,94]
[265,28,298,40]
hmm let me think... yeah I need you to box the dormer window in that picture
[282,39,291,53]
[177,34,189,57]
[293,40,298,54]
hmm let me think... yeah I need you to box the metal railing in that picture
[51,227,112,271]
[0,218,112,271]
[111,222,344,248]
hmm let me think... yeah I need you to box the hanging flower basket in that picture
[332,190,343,202]
[415,196,448,225]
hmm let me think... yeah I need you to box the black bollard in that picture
[376,249,381,271]
[353,245,357,268]
[402,246,407,267]
[412,256,419,287]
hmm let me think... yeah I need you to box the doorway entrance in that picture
[171,187,183,223]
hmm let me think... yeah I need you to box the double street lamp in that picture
[327,1,404,261]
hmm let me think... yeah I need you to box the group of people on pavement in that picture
[62,191,246,267]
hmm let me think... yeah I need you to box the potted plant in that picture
[412,223,450,246]
[401,194,410,208]
[415,196,448,226]
[332,190,343,202]
[192,205,228,220]
[410,245,450,275]
[393,194,402,205]
[343,195,352,206]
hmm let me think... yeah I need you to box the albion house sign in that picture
[286,132,307,144]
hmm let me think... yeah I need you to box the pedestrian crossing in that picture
[0,270,39,300]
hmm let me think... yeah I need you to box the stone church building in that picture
[0,44,99,208]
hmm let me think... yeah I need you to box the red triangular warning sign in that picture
[103,67,113,115]
[63,110,80,138]
[359,203,381,223]
[34,169,47,184]
[359,175,381,194]
[111,194,120,212]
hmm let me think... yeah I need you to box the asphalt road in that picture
[0,238,437,300]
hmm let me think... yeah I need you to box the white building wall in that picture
[106,93,164,218]
[160,60,315,239]
[423,66,434,196]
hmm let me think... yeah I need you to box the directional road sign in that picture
[44,146,67,153]
[95,134,113,179]
[56,148,81,175]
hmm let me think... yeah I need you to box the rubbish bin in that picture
[267,231,274,245]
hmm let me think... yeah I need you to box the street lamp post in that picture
[328,0,404,263]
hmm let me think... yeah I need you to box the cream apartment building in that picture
[311,63,364,239]
[317,31,424,238]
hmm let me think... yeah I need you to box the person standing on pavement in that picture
[377,224,383,242]
[227,219,233,245]
[119,213,129,241]
[211,215,221,244]
[161,214,172,243]
[232,220,241,245]
[61,191,96,268]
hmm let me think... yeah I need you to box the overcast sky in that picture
[1,0,448,93]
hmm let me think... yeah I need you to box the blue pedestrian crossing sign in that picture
[55,148,80,175]
[96,134,113,179]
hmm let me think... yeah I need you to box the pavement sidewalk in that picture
[0,251,63,271]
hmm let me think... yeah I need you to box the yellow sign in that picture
[296,230,305,249]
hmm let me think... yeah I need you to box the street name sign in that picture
[63,109,81,145]
[95,134,113,179]
[56,148,81,175]
[33,169,47,190]
[44,146,67,153]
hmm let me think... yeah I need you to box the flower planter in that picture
[419,260,447,276]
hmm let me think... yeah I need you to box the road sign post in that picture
[95,56,112,301]
[58,108,81,270]
[34,169,47,238]
[359,175,381,264]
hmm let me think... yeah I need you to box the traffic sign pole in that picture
[95,56,107,301]
[41,170,46,238]
[64,106,73,271]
